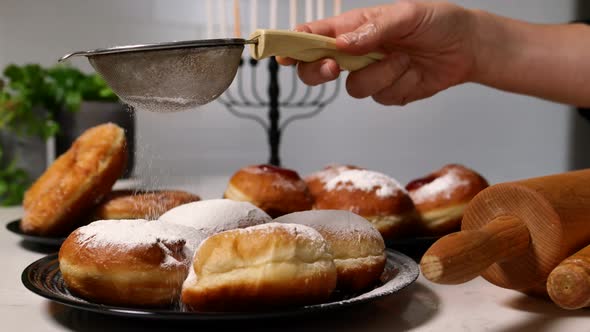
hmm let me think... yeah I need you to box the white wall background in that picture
[0,0,580,193]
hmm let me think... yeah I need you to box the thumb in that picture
[335,2,426,55]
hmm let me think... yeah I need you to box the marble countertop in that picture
[1,179,587,331]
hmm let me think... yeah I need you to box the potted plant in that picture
[0,64,134,206]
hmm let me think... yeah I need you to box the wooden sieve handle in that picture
[420,216,531,285]
[248,29,384,71]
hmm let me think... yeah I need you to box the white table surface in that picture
[1,180,588,332]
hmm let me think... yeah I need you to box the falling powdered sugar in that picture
[324,169,405,198]
[123,95,200,113]
[409,169,470,204]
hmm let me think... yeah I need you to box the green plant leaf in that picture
[43,119,59,140]
[3,64,23,82]
[64,91,82,112]
[0,156,29,206]
[0,181,7,195]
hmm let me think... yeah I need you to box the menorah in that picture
[217,56,340,166]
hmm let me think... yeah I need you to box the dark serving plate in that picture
[387,236,441,261]
[21,249,419,320]
[6,220,66,246]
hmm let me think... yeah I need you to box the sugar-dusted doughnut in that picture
[304,164,362,202]
[224,164,313,217]
[59,219,205,307]
[313,169,416,239]
[94,190,201,220]
[181,223,337,311]
[275,210,386,291]
[159,199,271,236]
[406,164,489,235]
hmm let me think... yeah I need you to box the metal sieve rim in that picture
[59,38,250,62]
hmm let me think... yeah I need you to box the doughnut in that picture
[275,210,386,292]
[304,164,362,202]
[93,190,201,220]
[159,199,271,236]
[181,222,337,311]
[58,219,205,307]
[223,164,313,217]
[21,123,127,236]
[405,164,489,235]
[313,169,416,240]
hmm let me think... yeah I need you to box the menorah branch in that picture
[219,56,340,166]
[219,101,268,130]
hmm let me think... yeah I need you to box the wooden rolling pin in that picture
[547,243,590,309]
[420,169,590,293]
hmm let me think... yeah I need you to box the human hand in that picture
[277,1,480,106]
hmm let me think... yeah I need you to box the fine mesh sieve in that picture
[60,39,247,113]
[59,29,384,113]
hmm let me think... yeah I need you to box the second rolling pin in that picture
[547,243,590,309]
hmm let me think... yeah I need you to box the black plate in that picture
[6,220,66,246]
[387,236,441,261]
[388,236,441,246]
[22,249,419,320]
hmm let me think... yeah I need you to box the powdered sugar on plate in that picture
[339,250,419,303]
[409,169,470,204]
[324,169,405,198]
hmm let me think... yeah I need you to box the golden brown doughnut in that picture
[159,199,271,236]
[93,190,201,220]
[59,219,205,307]
[304,164,362,202]
[275,210,386,292]
[313,169,416,240]
[181,222,337,311]
[223,164,313,218]
[21,123,127,236]
[405,164,489,236]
